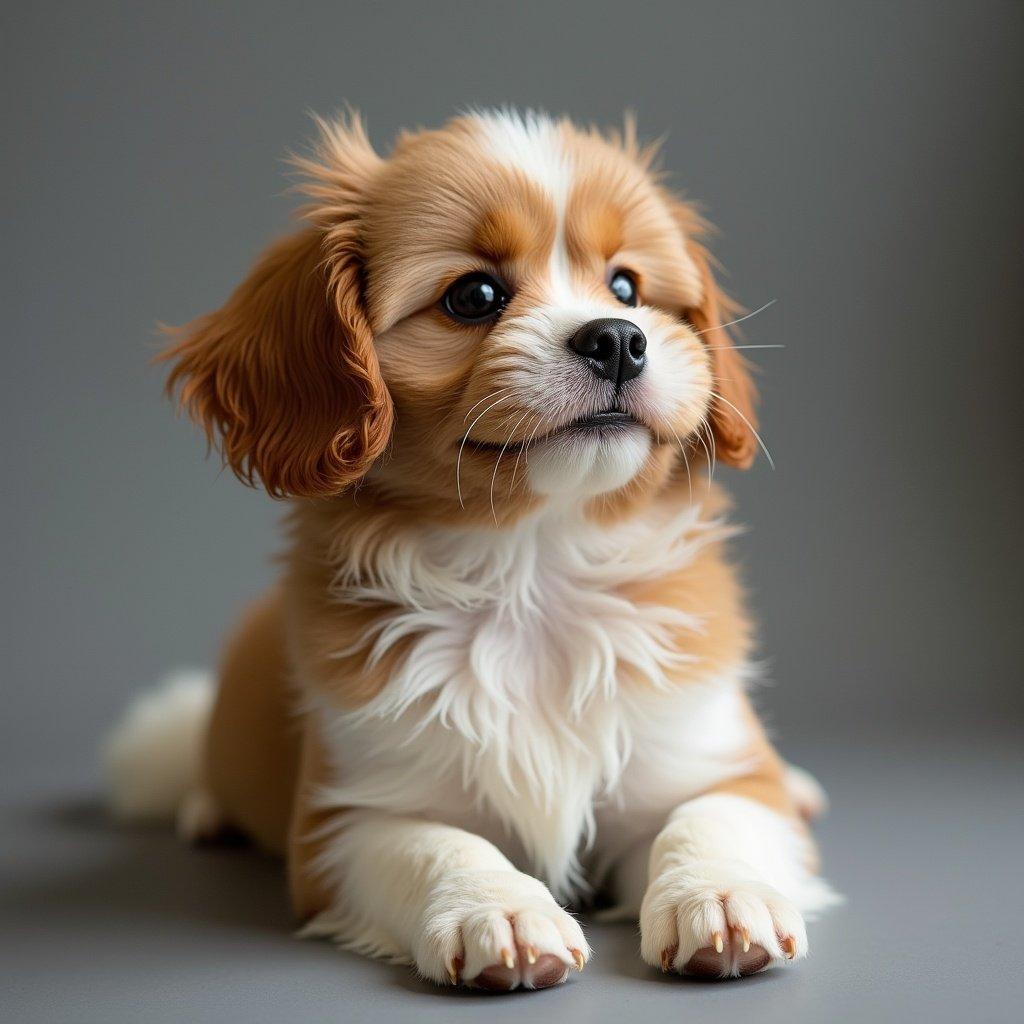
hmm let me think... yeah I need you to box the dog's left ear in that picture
[668,202,759,469]
[161,114,393,498]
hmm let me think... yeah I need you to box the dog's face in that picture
[165,112,758,523]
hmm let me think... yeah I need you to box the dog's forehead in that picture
[473,111,574,211]
[363,112,701,330]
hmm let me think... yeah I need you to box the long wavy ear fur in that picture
[161,114,393,498]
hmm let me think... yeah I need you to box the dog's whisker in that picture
[437,384,507,435]
[695,299,777,337]
[702,417,716,482]
[490,408,532,525]
[456,393,514,508]
[509,411,543,500]
[463,386,515,423]
[701,343,785,352]
[666,423,694,506]
[695,418,714,493]
[711,390,776,469]
[523,410,547,467]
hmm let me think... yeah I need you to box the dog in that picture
[106,110,837,991]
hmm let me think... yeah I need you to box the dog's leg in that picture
[302,809,589,991]
[626,756,839,980]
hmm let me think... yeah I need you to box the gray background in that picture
[3,2,1022,1022]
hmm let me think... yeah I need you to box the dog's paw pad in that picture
[641,862,807,980]
[417,873,589,992]
[458,906,584,991]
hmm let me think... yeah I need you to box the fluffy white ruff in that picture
[104,669,213,822]
[311,501,738,900]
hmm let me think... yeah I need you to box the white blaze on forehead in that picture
[474,110,572,208]
[473,110,575,299]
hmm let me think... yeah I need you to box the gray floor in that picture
[4,731,1022,1024]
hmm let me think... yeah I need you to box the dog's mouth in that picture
[464,410,644,454]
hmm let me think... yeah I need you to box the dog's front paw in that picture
[640,859,806,979]
[414,870,589,991]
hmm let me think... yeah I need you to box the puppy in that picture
[107,110,837,991]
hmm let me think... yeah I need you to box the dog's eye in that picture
[609,269,639,307]
[443,273,510,323]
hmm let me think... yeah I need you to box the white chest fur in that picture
[313,503,753,899]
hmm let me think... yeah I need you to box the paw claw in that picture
[640,862,809,980]
[419,871,587,991]
[446,957,460,985]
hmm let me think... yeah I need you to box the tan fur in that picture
[284,503,421,709]
[472,202,556,265]
[617,486,753,685]
[203,588,297,854]
[713,699,803,822]
[200,584,350,918]
[287,718,337,920]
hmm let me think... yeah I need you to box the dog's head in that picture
[164,111,759,522]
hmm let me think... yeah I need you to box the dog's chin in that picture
[527,424,652,498]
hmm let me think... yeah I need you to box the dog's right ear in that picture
[664,198,759,469]
[161,114,393,498]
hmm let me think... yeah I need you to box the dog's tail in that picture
[103,669,216,834]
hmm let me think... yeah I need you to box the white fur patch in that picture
[639,793,841,975]
[527,428,653,497]
[104,669,213,821]
[303,809,590,988]
[654,794,839,915]
[474,109,571,221]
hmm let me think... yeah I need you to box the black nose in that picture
[568,318,647,387]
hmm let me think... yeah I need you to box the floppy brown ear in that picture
[161,115,393,497]
[161,227,392,497]
[683,239,759,468]
[666,200,759,469]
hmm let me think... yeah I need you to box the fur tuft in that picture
[104,670,213,821]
